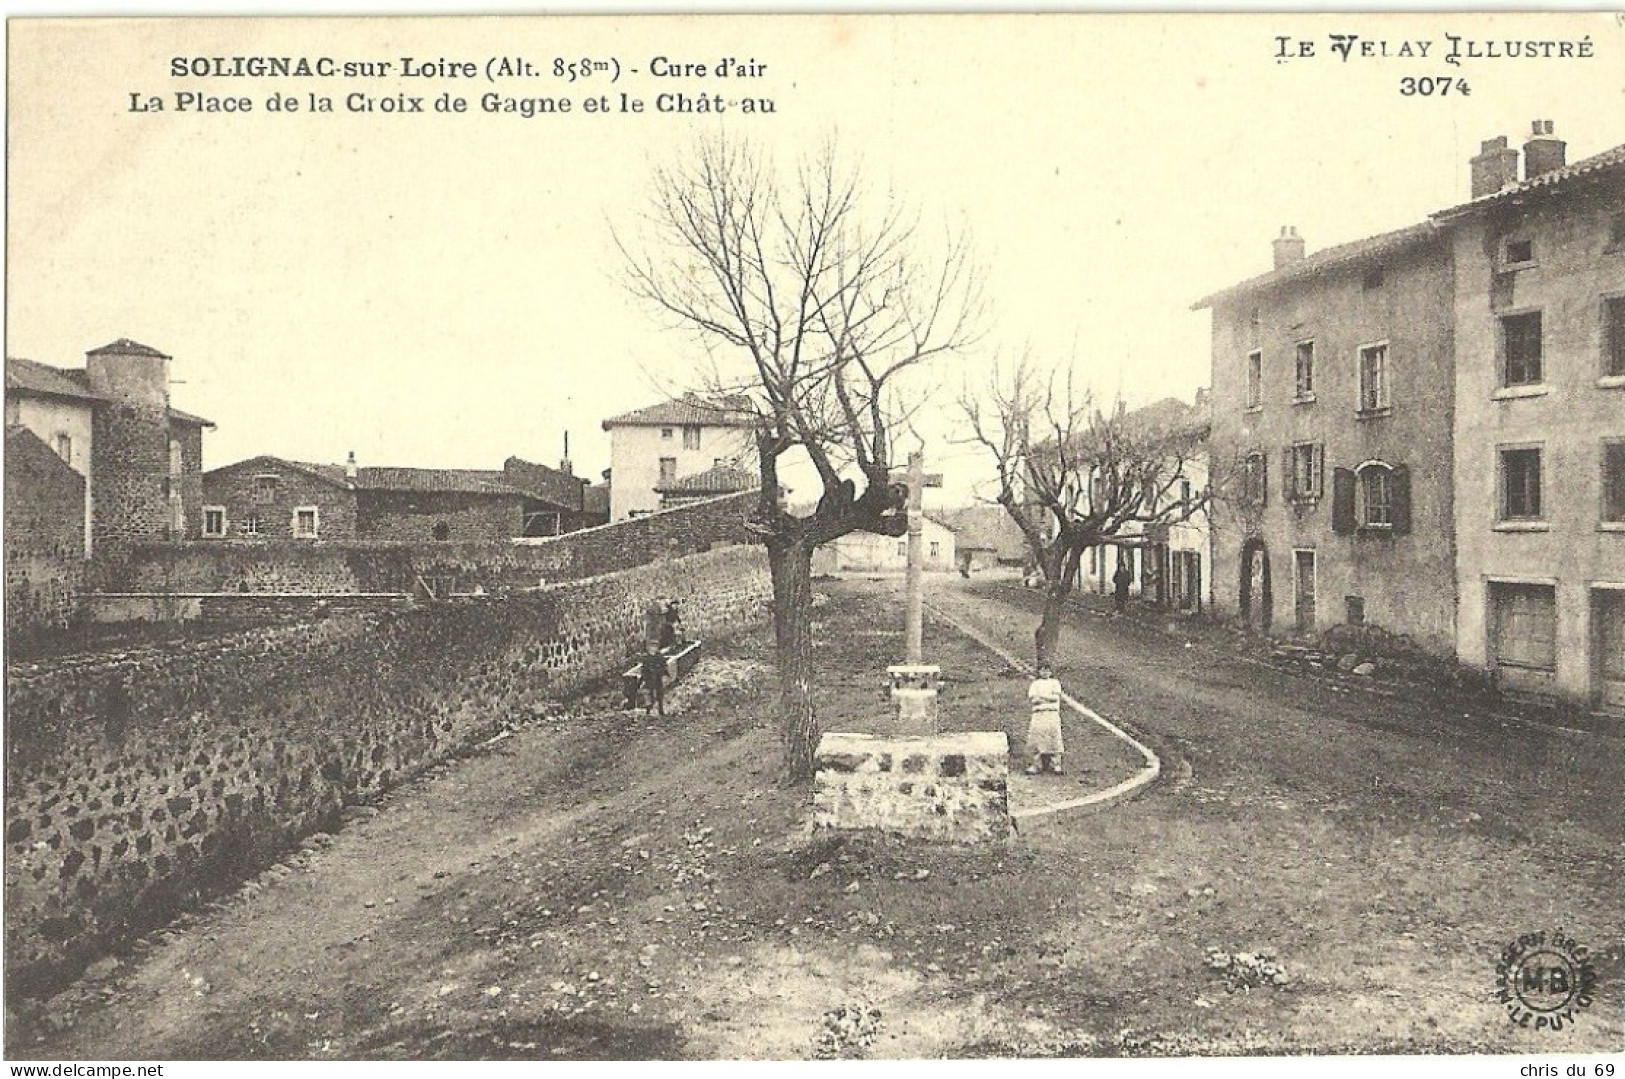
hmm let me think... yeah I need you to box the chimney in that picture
[1471,136,1521,197]
[1523,119,1566,180]
[1272,226,1305,269]
[345,450,357,481]
[560,430,573,476]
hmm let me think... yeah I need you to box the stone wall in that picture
[201,460,358,542]
[813,732,1012,843]
[4,543,770,997]
[5,428,89,644]
[355,490,526,544]
[90,401,172,548]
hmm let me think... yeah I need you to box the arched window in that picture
[1357,462,1393,527]
[1333,461,1411,535]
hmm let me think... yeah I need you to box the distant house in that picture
[656,460,759,510]
[200,453,595,542]
[936,504,1032,573]
[602,393,757,521]
[817,516,957,573]
[5,341,213,555]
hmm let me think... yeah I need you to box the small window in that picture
[1294,341,1315,400]
[658,457,677,486]
[1345,596,1366,625]
[252,475,280,504]
[1359,464,1393,527]
[203,506,226,537]
[293,506,320,539]
[1245,351,1262,409]
[1362,268,1385,292]
[1500,448,1543,520]
[1501,312,1543,386]
[1180,479,1193,508]
[53,433,72,463]
[1243,452,1268,507]
[240,514,262,536]
[1504,238,1534,266]
[1249,307,1262,330]
[1358,343,1390,413]
[1603,441,1625,523]
[682,425,702,450]
[929,541,941,557]
[1605,296,1625,378]
[661,427,674,440]
[896,541,906,557]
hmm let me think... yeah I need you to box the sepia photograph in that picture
[3,9,1622,1069]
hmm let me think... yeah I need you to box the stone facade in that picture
[813,731,1011,843]
[4,543,770,997]
[356,489,526,543]
[200,457,359,541]
[4,428,88,642]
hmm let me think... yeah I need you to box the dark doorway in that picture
[1239,538,1272,633]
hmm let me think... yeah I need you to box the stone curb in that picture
[924,601,1162,821]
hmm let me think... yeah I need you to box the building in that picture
[200,454,592,543]
[4,340,213,555]
[1067,397,1215,614]
[816,515,957,573]
[656,460,759,510]
[601,393,757,521]
[1436,128,1625,712]
[1196,121,1624,714]
[936,504,1031,574]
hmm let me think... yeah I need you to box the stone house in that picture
[201,454,590,543]
[602,393,757,521]
[1435,128,1625,713]
[4,341,213,556]
[1196,122,1624,714]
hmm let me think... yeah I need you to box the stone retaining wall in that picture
[813,731,1012,843]
[3,544,770,997]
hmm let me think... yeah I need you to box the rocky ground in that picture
[9,577,1622,1060]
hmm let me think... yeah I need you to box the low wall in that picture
[4,544,770,997]
[81,593,414,627]
[813,731,1012,843]
[97,490,757,596]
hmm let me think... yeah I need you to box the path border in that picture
[926,601,1161,820]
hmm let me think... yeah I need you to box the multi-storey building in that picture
[601,394,757,521]
[1196,122,1624,715]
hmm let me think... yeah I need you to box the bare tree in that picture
[619,138,981,781]
[962,355,1227,665]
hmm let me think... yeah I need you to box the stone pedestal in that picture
[887,664,941,733]
[813,731,1011,843]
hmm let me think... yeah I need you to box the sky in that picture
[7,12,1622,506]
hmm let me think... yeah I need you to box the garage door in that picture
[1490,583,1557,697]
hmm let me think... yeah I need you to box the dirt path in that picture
[12,578,1622,1059]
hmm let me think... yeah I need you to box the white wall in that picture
[9,395,95,556]
[607,423,754,521]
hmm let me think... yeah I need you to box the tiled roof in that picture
[656,462,759,495]
[168,407,214,428]
[353,467,530,498]
[602,394,757,430]
[1434,141,1625,220]
[1192,222,1440,310]
[87,338,169,358]
[5,357,104,402]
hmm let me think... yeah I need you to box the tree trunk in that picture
[1034,545,1082,667]
[768,536,818,782]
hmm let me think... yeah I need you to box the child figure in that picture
[1026,664,1065,775]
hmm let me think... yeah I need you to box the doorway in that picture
[1594,588,1625,717]
[1238,538,1272,633]
[1293,550,1317,634]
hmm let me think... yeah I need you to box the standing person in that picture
[640,641,667,718]
[1113,553,1133,613]
[660,600,684,651]
[1025,664,1065,775]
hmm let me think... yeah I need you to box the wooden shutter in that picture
[1281,447,1294,503]
[1332,468,1356,534]
[1312,444,1326,500]
[1391,465,1412,534]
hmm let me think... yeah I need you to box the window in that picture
[241,514,262,537]
[252,475,279,504]
[203,506,226,537]
[1180,479,1193,509]
[1605,296,1625,378]
[1504,238,1534,266]
[1294,341,1315,400]
[896,541,906,557]
[1243,452,1268,507]
[1358,343,1390,413]
[1360,467,1392,527]
[661,427,674,441]
[1501,311,1543,386]
[53,433,71,463]
[1604,441,1625,523]
[1141,479,1158,514]
[929,541,941,557]
[1500,447,1543,520]
[1284,442,1324,502]
[658,457,677,486]
[293,506,320,539]
[1245,351,1262,409]
[682,425,702,450]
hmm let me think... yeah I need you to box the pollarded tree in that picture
[619,139,981,781]
[962,356,1228,665]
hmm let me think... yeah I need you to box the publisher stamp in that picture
[1494,931,1597,1031]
